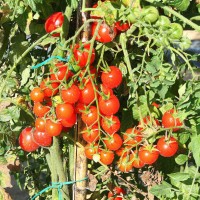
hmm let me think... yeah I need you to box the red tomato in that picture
[100,84,114,96]
[56,103,74,120]
[91,22,117,43]
[115,21,130,32]
[162,109,183,132]
[32,129,52,147]
[61,84,80,104]
[33,102,50,117]
[84,143,99,160]
[61,112,77,127]
[79,81,96,105]
[108,187,126,200]
[50,62,73,81]
[138,146,159,165]
[101,66,123,89]
[131,151,145,168]
[99,95,120,116]
[123,128,142,146]
[81,106,98,126]
[104,133,123,151]
[19,127,39,152]
[45,12,64,37]
[45,119,63,137]
[100,150,114,165]
[81,125,100,143]
[115,146,131,157]
[73,43,95,68]
[79,66,97,80]
[101,115,120,134]
[157,136,178,157]
[152,102,160,108]
[35,118,46,132]
[40,78,59,97]
[75,102,85,114]
[117,156,133,172]
[30,87,44,102]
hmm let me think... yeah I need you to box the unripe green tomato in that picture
[122,0,140,8]
[155,36,169,47]
[155,15,171,28]
[179,38,191,50]
[142,6,159,23]
[127,7,140,23]
[168,23,183,40]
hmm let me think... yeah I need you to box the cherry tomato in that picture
[45,119,63,137]
[32,129,52,147]
[108,187,126,200]
[61,84,80,104]
[101,115,120,134]
[99,95,120,116]
[117,156,133,172]
[50,62,73,81]
[81,106,98,126]
[115,21,130,32]
[79,81,96,105]
[61,112,77,127]
[45,12,64,37]
[33,102,50,117]
[81,125,100,143]
[162,109,183,132]
[75,102,85,114]
[101,66,123,89]
[35,118,46,132]
[138,146,159,165]
[73,43,95,68]
[168,23,183,40]
[40,78,59,97]
[56,103,74,120]
[84,143,99,160]
[91,22,117,43]
[100,84,114,96]
[131,151,145,168]
[30,87,44,102]
[123,128,142,146]
[155,15,171,29]
[19,127,39,152]
[100,150,114,165]
[142,6,159,23]
[115,146,131,157]
[104,133,123,151]
[157,136,178,157]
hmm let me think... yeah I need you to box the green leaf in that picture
[179,132,190,144]
[0,106,20,122]
[158,85,169,99]
[0,156,7,165]
[178,83,186,99]
[20,67,31,86]
[168,172,190,182]
[189,135,200,166]
[175,154,188,165]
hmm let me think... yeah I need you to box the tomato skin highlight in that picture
[19,127,39,152]
[32,129,52,147]
[30,87,44,102]
[100,150,114,165]
[157,136,178,157]
[35,118,46,132]
[56,103,74,120]
[101,66,123,89]
[45,12,64,37]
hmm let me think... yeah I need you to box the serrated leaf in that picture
[158,85,168,99]
[0,106,20,122]
[175,154,188,165]
[20,67,31,86]
[168,172,190,182]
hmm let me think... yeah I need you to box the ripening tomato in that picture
[32,129,52,147]
[138,146,159,165]
[99,95,120,116]
[123,128,142,146]
[35,118,46,132]
[100,150,114,165]
[73,43,95,68]
[115,21,130,32]
[91,22,117,43]
[104,133,123,151]
[84,143,99,160]
[108,187,126,200]
[61,84,80,104]
[82,125,100,143]
[19,127,39,152]
[56,103,74,120]
[40,78,60,97]
[157,136,178,157]
[33,102,50,117]
[45,12,64,37]
[61,112,77,127]
[162,109,183,132]
[79,81,96,105]
[81,106,98,126]
[101,115,120,134]
[50,62,73,81]
[117,156,133,172]
[45,119,63,137]
[30,87,44,102]
[101,66,123,89]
